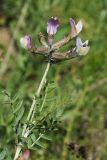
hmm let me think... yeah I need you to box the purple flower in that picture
[47,17,59,36]
[20,35,32,49]
[76,37,90,55]
[69,18,83,37]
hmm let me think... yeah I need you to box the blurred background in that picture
[0,0,107,159]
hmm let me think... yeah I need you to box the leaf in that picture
[34,141,45,149]
[31,133,36,142]
[0,149,7,160]
[14,107,25,126]
[0,148,12,160]
[30,147,37,151]
[46,96,58,102]
[12,93,21,103]
[41,135,52,141]
[10,100,23,116]
[47,82,56,93]
[27,137,32,148]
[6,157,12,160]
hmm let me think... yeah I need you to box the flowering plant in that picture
[13,17,90,160]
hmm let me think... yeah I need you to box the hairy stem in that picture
[13,61,51,160]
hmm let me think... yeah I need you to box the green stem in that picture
[36,62,50,97]
[39,87,48,112]
[13,61,51,160]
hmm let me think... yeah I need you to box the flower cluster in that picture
[20,17,90,63]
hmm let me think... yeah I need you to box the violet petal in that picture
[47,17,59,35]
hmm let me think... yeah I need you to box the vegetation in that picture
[0,0,107,159]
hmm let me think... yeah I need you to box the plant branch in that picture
[13,61,51,160]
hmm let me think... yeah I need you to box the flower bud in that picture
[47,17,59,36]
[20,35,32,49]
[69,18,83,37]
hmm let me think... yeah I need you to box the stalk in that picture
[13,61,51,160]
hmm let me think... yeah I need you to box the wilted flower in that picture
[76,37,90,55]
[20,35,32,49]
[69,18,83,37]
[47,17,59,36]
